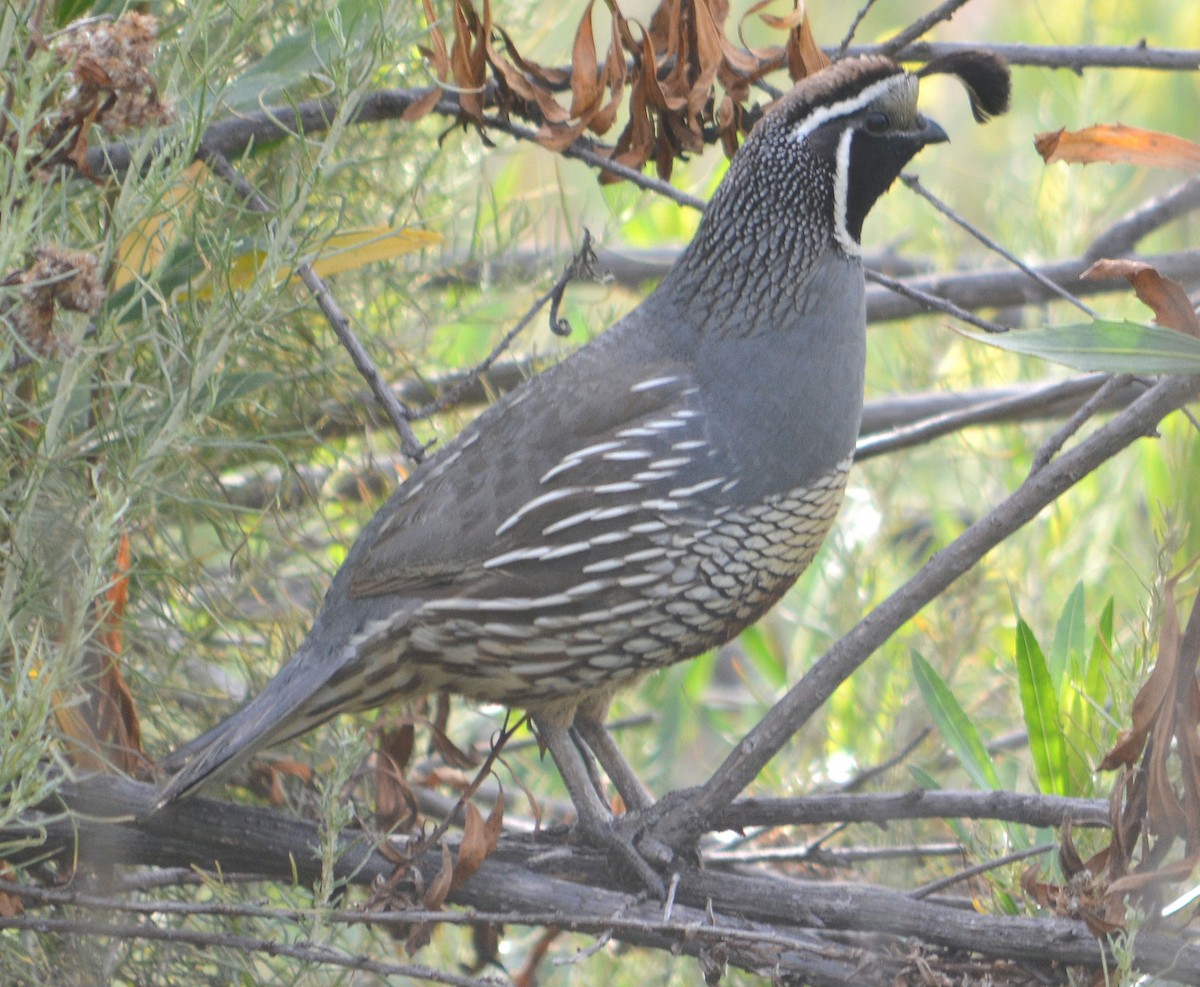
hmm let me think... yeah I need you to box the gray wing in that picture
[344,350,720,601]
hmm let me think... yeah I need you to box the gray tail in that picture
[156,647,337,807]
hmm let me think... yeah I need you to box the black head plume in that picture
[917,50,1011,123]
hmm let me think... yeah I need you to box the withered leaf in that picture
[1036,124,1200,171]
[1082,259,1200,339]
[430,721,481,770]
[568,1,602,120]
[449,802,488,892]
[376,725,420,832]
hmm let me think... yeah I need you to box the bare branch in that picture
[648,373,1200,849]
[880,0,978,56]
[7,776,1200,983]
[846,41,1200,72]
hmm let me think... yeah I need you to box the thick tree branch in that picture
[6,776,1200,984]
[646,373,1200,850]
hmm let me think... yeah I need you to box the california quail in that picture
[159,54,1008,884]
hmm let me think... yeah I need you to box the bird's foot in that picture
[572,811,668,898]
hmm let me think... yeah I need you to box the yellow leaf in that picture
[187,226,441,299]
[113,161,207,291]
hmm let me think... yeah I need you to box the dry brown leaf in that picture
[488,29,571,124]
[55,532,146,775]
[449,0,489,122]
[376,725,420,832]
[404,842,453,953]
[247,757,315,804]
[1035,124,1200,171]
[1098,593,1178,772]
[429,721,481,770]
[787,8,828,79]
[449,802,488,892]
[404,0,451,122]
[423,841,454,912]
[1082,260,1200,338]
[0,865,23,918]
[568,1,602,120]
[484,785,505,852]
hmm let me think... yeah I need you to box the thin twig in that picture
[834,727,931,793]
[410,231,600,421]
[1029,374,1134,473]
[854,375,1140,461]
[880,0,978,56]
[900,174,1095,317]
[909,842,1057,899]
[837,0,883,59]
[847,41,1200,72]
[710,841,963,866]
[198,146,428,461]
[865,268,1009,334]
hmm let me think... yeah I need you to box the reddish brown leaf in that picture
[1082,259,1200,338]
[423,840,454,912]
[487,30,571,125]
[568,1,602,120]
[1036,124,1200,171]
[449,802,488,892]
[685,3,722,123]
[786,8,829,79]
[492,26,570,88]
[0,865,23,918]
[248,757,314,804]
[512,927,562,987]
[449,0,488,122]
[430,721,481,770]
[484,785,505,853]
[1098,600,1178,772]
[376,725,420,832]
[404,0,451,122]
[405,839,454,951]
[57,532,146,776]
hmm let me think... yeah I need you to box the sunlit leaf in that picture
[1035,123,1200,171]
[912,651,999,791]
[957,321,1200,374]
[186,226,441,299]
[1048,582,1086,691]
[1015,620,1069,796]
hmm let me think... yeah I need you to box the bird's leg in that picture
[534,715,666,897]
[567,724,611,805]
[572,715,654,813]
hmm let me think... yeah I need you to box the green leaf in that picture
[957,320,1200,374]
[1048,582,1086,690]
[911,651,999,791]
[1015,620,1069,796]
[737,624,787,690]
[1085,597,1114,714]
[218,0,385,114]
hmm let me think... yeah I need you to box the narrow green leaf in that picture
[957,320,1200,374]
[1015,620,1069,796]
[1049,582,1086,690]
[736,624,787,690]
[911,651,1000,791]
[218,0,384,113]
[1085,597,1114,713]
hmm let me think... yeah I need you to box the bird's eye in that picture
[862,112,890,134]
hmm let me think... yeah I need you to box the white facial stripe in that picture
[832,127,861,256]
[787,72,911,146]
